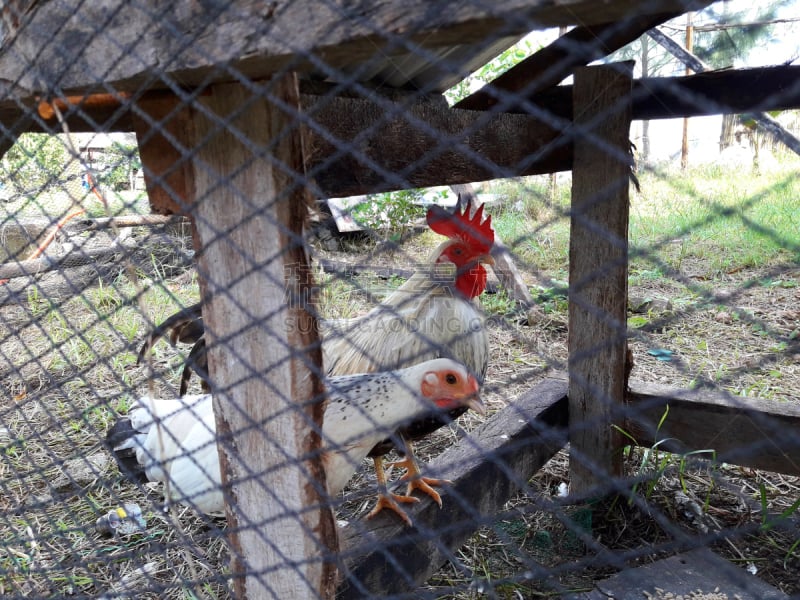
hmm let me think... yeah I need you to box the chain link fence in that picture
[0,1,799,598]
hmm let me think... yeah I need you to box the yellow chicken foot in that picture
[366,456,418,526]
[388,440,451,508]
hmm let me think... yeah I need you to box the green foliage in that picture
[351,189,426,240]
[445,38,538,104]
[98,141,141,191]
[2,134,68,193]
[481,289,516,316]
[693,2,790,68]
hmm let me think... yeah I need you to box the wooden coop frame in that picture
[1,1,800,598]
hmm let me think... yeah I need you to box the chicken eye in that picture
[452,247,463,255]
[445,373,458,385]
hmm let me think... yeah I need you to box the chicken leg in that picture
[366,456,419,526]
[390,438,450,507]
[367,437,453,525]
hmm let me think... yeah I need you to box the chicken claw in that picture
[389,441,452,507]
[367,492,419,527]
[366,456,418,526]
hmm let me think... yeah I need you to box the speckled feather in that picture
[108,358,480,513]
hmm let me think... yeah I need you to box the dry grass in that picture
[0,185,798,598]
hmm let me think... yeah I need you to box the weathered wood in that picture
[132,94,198,218]
[450,182,535,308]
[625,381,800,477]
[71,214,189,230]
[338,377,569,598]
[0,214,187,239]
[0,237,135,279]
[470,64,800,122]
[318,259,415,281]
[190,76,336,600]
[456,10,689,111]
[584,548,789,599]
[338,372,800,596]
[13,65,800,135]
[568,64,633,495]
[307,93,566,197]
[0,0,712,96]
[3,65,800,198]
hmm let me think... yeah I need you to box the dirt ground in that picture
[0,227,797,598]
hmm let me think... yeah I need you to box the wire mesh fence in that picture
[0,1,799,598]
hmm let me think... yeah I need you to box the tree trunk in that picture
[681,12,693,171]
[640,34,650,162]
[720,113,737,152]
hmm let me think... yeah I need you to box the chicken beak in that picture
[465,395,486,416]
[463,374,485,415]
[479,253,495,267]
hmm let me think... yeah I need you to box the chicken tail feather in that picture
[105,417,149,483]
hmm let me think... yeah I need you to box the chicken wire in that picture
[0,1,798,598]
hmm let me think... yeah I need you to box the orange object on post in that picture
[37,93,129,120]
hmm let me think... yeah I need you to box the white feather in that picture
[114,358,474,513]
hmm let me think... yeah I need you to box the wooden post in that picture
[132,93,197,217]
[190,76,337,599]
[568,63,633,495]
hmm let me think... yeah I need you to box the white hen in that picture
[107,358,483,513]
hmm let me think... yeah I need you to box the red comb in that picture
[426,195,494,253]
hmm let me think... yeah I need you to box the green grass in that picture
[630,164,800,273]
[484,162,800,280]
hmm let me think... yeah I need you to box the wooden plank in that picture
[190,76,336,600]
[13,65,800,136]
[568,64,633,495]
[0,237,136,279]
[14,65,800,136]
[2,65,800,199]
[456,10,688,111]
[132,93,198,218]
[625,382,800,476]
[306,93,567,197]
[465,64,800,122]
[0,0,713,96]
[338,377,569,598]
[585,548,788,599]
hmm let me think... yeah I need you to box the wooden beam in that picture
[20,64,800,135]
[14,65,800,137]
[625,382,800,477]
[190,76,336,600]
[305,93,567,197]
[338,377,569,598]
[501,65,800,121]
[337,374,800,595]
[0,0,712,96]
[132,94,198,217]
[2,65,799,203]
[456,10,689,111]
[0,237,136,279]
[589,547,790,600]
[1,65,799,200]
[568,63,633,495]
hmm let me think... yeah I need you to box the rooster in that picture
[138,197,495,520]
[107,358,484,514]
